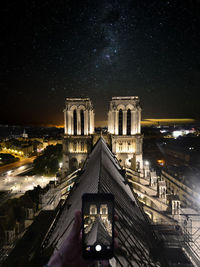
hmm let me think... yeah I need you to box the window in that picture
[118,109,123,135]
[127,109,131,135]
[73,110,77,135]
[102,208,106,214]
[128,142,131,151]
[80,110,84,135]
[73,142,77,152]
[81,141,84,151]
[119,142,122,151]
[90,205,97,215]
[91,208,96,214]
[100,204,108,214]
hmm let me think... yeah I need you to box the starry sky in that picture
[1,0,200,126]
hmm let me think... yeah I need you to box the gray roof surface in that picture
[85,216,111,246]
[44,138,171,266]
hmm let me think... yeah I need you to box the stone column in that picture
[138,108,141,134]
[68,110,72,135]
[111,111,115,134]
[131,110,134,135]
[135,110,138,134]
[88,109,91,134]
[108,111,110,133]
[64,109,67,134]
[91,110,94,134]
[108,111,112,133]
[123,110,127,135]
[84,110,88,135]
[72,110,74,135]
[172,200,181,215]
[115,110,119,135]
[113,110,116,134]
[134,110,137,134]
[89,110,94,134]
[93,110,95,133]
[112,110,114,134]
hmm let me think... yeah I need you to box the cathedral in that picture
[4,96,195,266]
[62,96,143,175]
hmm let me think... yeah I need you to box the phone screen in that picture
[82,193,114,259]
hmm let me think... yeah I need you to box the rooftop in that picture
[43,138,192,266]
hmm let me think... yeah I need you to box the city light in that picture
[18,166,25,170]
[59,162,63,168]
[157,160,165,166]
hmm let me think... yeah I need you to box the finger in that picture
[101,260,109,267]
[114,229,118,238]
[70,210,82,240]
[114,238,118,249]
[114,215,119,221]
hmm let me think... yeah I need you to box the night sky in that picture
[1,0,200,126]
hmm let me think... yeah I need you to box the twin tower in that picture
[62,96,143,175]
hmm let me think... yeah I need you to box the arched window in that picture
[81,141,84,151]
[73,142,77,152]
[118,109,123,135]
[73,110,77,135]
[90,205,97,215]
[119,142,122,152]
[80,110,84,135]
[127,109,131,135]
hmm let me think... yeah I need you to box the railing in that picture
[180,213,200,265]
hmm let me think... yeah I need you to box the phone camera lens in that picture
[95,244,102,251]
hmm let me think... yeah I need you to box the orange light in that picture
[157,159,165,166]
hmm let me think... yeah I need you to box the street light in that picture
[59,162,63,168]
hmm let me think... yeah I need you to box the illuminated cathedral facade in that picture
[62,96,143,174]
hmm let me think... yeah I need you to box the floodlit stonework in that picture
[108,96,143,170]
[62,98,94,173]
[63,96,143,174]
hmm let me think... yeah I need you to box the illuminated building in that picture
[3,99,199,266]
[42,138,195,266]
[161,167,200,211]
[62,96,143,174]
[62,98,95,174]
[108,96,143,170]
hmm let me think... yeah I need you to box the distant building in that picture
[108,96,143,170]
[62,98,95,174]
[161,166,200,211]
[62,96,143,174]
[22,129,28,138]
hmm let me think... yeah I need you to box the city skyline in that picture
[1,0,200,126]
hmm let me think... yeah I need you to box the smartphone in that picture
[82,193,114,260]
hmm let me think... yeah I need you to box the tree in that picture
[33,144,62,176]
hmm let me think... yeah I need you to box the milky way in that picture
[1,0,200,125]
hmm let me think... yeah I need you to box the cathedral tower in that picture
[62,98,94,174]
[108,96,143,170]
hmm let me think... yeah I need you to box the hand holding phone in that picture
[82,193,115,260]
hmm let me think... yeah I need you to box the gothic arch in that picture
[116,104,125,111]
[77,105,86,111]
[126,104,134,110]
[70,105,77,111]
